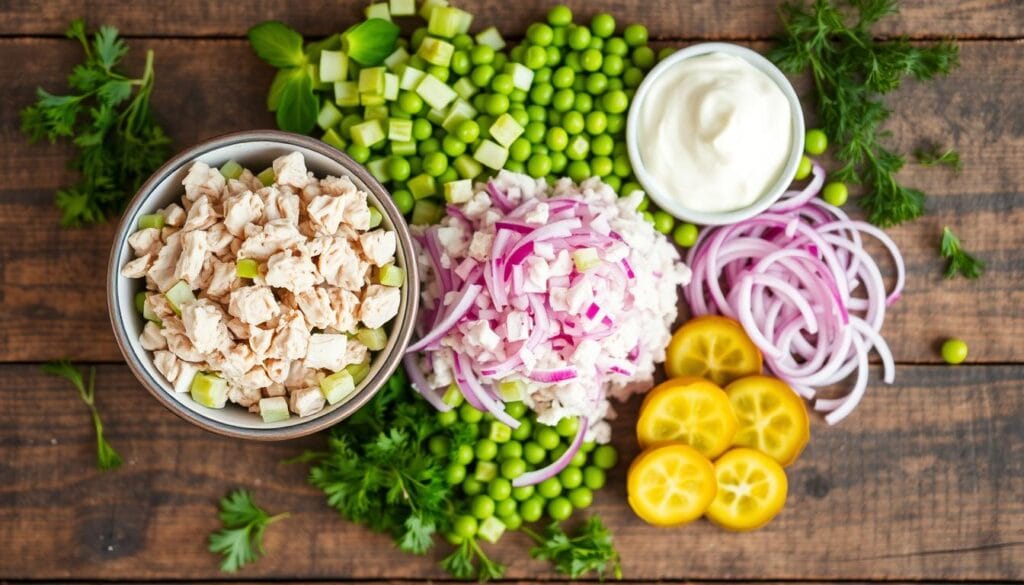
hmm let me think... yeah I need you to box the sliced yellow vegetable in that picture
[726,375,810,466]
[705,448,788,531]
[665,315,762,386]
[636,377,737,458]
[627,443,716,527]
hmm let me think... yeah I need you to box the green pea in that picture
[641,210,654,224]
[673,223,700,248]
[523,441,546,464]
[633,46,656,70]
[585,72,608,95]
[489,73,513,95]
[475,438,498,461]
[398,91,424,115]
[501,513,523,531]
[451,50,471,75]
[505,160,525,174]
[585,111,608,135]
[452,33,473,50]
[450,120,476,145]
[942,338,969,364]
[493,52,508,70]
[581,48,603,72]
[603,174,621,191]
[422,151,448,177]
[520,496,545,522]
[568,486,593,509]
[428,435,450,456]
[550,443,568,463]
[471,494,495,519]
[508,137,532,163]
[553,417,578,437]
[582,466,606,490]
[607,77,624,92]
[623,66,644,88]
[530,83,554,105]
[592,444,618,469]
[453,443,475,465]
[613,155,632,178]
[442,135,466,158]
[347,144,371,164]
[601,90,629,114]
[564,51,581,72]
[527,22,554,46]
[427,65,449,83]
[537,477,562,499]
[653,210,675,234]
[462,477,484,496]
[567,160,590,183]
[495,497,517,518]
[546,127,569,151]
[553,88,576,112]
[602,53,624,76]
[568,25,592,51]
[591,134,614,156]
[562,111,585,135]
[552,66,575,89]
[547,497,573,521]
[604,37,628,57]
[606,113,625,133]
[499,441,523,460]
[512,484,535,501]
[509,44,526,63]
[548,4,573,26]
[412,118,432,141]
[453,514,478,539]
[511,420,533,442]
[822,181,849,206]
[524,45,548,70]
[545,46,562,67]
[387,157,411,182]
[471,44,495,65]
[501,458,527,480]
[485,94,510,116]
[471,64,495,87]
[805,128,828,155]
[658,47,677,61]
[445,463,467,484]
[623,23,649,47]
[525,153,550,178]
[590,13,616,38]
[527,104,547,122]
[573,92,593,113]
[588,36,604,51]
[436,406,458,426]
[488,477,513,501]
[559,466,583,489]
[550,151,568,173]
[570,450,587,468]
[590,156,613,177]
[523,121,546,144]
[581,441,596,453]
[513,107,532,127]
[533,144,549,155]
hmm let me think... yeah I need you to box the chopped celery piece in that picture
[190,372,228,409]
[488,421,512,443]
[236,258,260,279]
[477,516,506,544]
[350,119,386,148]
[442,383,464,408]
[383,72,399,100]
[390,0,416,16]
[475,26,506,50]
[407,173,437,199]
[356,327,389,351]
[426,106,448,125]
[259,396,290,423]
[411,199,444,225]
[505,62,535,91]
[142,296,161,323]
[137,213,164,230]
[134,291,147,314]
[366,158,391,182]
[399,66,426,91]
[257,167,275,186]
[388,118,413,142]
[364,2,391,21]
[391,140,417,157]
[358,66,386,96]
[378,263,405,287]
[453,77,478,100]
[474,461,498,482]
[164,280,196,314]
[320,370,356,405]
[345,359,372,385]
[418,0,448,21]
[383,46,410,71]
[219,160,243,180]
[473,139,509,170]
[368,207,383,228]
[489,113,524,147]
[307,64,331,91]
[444,179,474,204]
[321,127,347,150]
[441,99,478,133]
[415,73,457,110]
[417,37,454,67]
[498,379,526,401]
[318,49,349,83]
[317,100,343,130]
[428,6,472,38]
[572,247,601,272]
[364,104,389,120]
[453,154,483,179]
[360,93,386,106]
[334,80,360,107]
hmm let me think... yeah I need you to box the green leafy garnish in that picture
[940,226,984,279]
[342,18,401,66]
[915,145,962,174]
[41,360,122,470]
[276,70,319,135]
[247,21,306,68]
[20,19,171,227]
[247,21,318,134]
[769,0,959,227]
[208,489,289,573]
[441,538,507,581]
[524,517,622,580]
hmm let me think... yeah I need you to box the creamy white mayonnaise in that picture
[637,52,792,213]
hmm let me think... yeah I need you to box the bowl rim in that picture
[106,129,419,441]
[625,42,806,226]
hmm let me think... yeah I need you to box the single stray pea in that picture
[652,210,675,235]
[822,181,849,206]
[794,155,813,180]
[941,338,969,364]
[805,128,828,156]
[673,223,699,248]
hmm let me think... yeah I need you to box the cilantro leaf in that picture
[208,490,289,573]
[248,21,307,68]
[526,517,622,580]
[940,227,985,279]
[41,360,122,470]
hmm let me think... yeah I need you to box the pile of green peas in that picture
[432,390,618,545]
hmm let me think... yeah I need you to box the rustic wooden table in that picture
[2,1,1022,582]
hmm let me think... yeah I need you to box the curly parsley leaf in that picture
[208,490,289,573]
[940,227,985,279]
[525,517,622,580]
[41,360,122,471]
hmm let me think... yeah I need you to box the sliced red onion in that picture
[453,353,520,429]
[406,284,482,353]
[402,354,451,412]
[528,367,578,383]
[512,416,588,487]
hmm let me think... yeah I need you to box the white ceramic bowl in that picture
[626,42,805,226]
[107,130,419,440]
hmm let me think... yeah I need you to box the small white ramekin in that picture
[626,42,805,226]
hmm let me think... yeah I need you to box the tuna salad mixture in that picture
[121,152,404,422]
[405,171,690,442]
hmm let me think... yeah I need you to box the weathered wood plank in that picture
[0,364,1021,580]
[1,0,1021,40]
[1,39,1020,363]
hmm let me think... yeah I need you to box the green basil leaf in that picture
[276,72,318,134]
[342,18,400,66]
[266,68,299,112]
[248,21,305,68]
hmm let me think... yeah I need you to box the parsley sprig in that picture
[41,360,121,470]
[20,19,171,227]
[769,0,959,227]
[208,490,289,573]
[441,538,508,581]
[940,227,985,279]
[524,517,622,580]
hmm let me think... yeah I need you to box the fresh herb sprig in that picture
[940,227,985,279]
[208,490,289,573]
[525,517,622,580]
[915,145,962,174]
[441,538,507,581]
[769,0,959,227]
[21,19,171,227]
[41,360,121,470]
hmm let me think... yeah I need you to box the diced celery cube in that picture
[138,213,164,230]
[473,139,509,170]
[407,173,437,199]
[489,113,524,147]
[391,140,417,157]
[368,207,383,228]
[383,46,410,71]
[307,64,331,91]
[411,199,444,225]
[259,396,290,423]
[505,62,535,91]
[378,263,405,287]
[360,93,386,106]
[475,26,506,50]
[334,80,360,107]
[415,74,457,110]
[364,2,391,21]
[399,66,426,91]
[477,516,506,544]
[235,258,260,279]
[257,168,275,186]
[388,118,413,142]
[320,370,356,405]
[318,49,349,83]
[356,327,389,351]
[190,372,228,409]
[383,72,399,100]
[134,291,147,314]
[453,154,483,179]
[350,119,386,148]
[345,359,372,385]
[364,104,389,120]
[218,160,243,180]
[317,100,343,130]
[573,247,601,272]
[358,66,386,96]
[321,127,347,150]
[366,158,391,182]
[441,99,478,133]
[428,6,472,38]
[442,383,464,408]
[164,280,196,314]
[142,295,161,323]
[488,421,512,443]
[498,379,526,401]
[444,179,474,204]
[389,0,416,16]
[417,37,454,67]
[474,460,498,482]
[418,0,448,21]
[453,77,478,100]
